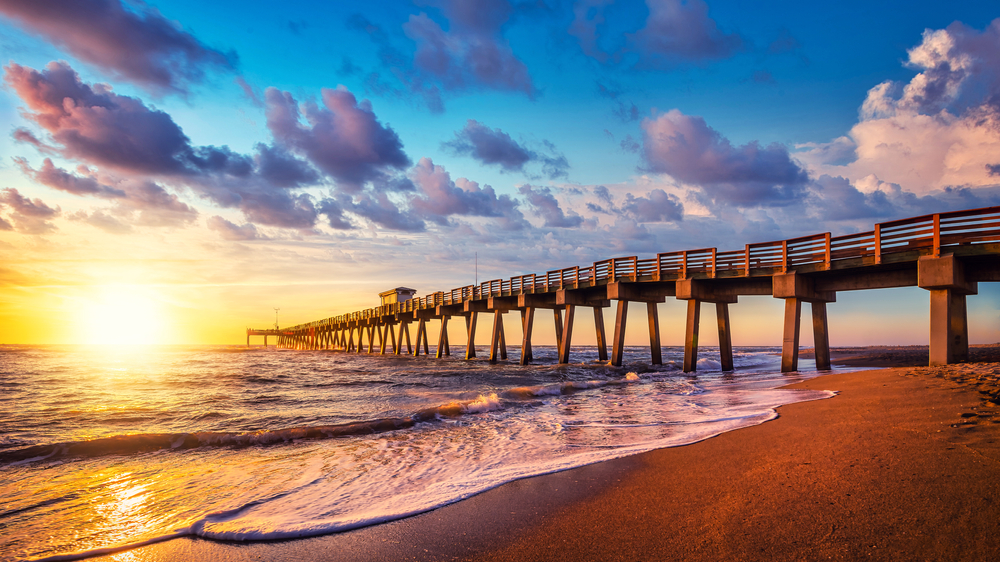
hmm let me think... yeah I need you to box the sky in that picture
[1,0,1000,347]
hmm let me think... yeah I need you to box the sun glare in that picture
[76,287,167,345]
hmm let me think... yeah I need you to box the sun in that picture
[76,287,167,345]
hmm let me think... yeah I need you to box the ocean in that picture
[0,344,837,561]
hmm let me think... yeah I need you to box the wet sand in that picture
[98,354,1000,562]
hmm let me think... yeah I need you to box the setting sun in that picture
[76,287,168,345]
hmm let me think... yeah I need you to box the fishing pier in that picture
[248,207,1000,372]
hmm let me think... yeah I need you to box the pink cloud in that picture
[0,0,236,94]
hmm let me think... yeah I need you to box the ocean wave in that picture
[0,393,512,465]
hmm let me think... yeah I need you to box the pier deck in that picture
[249,207,1000,372]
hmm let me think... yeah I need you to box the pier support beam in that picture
[367,325,375,353]
[929,290,969,365]
[436,316,450,358]
[611,300,628,367]
[773,272,836,373]
[918,255,975,366]
[465,312,478,359]
[414,319,427,356]
[558,305,575,364]
[683,299,701,372]
[553,308,564,358]
[520,308,535,365]
[781,298,802,372]
[647,302,661,365]
[811,302,831,370]
[490,310,506,363]
[594,307,608,361]
[716,303,734,372]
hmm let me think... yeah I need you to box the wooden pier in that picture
[248,207,1000,372]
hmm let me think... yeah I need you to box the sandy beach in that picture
[95,349,1000,562]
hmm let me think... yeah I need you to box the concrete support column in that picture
[594,307,608,361]
[558,305,575,364]
[490,311,505,363]
[387,323,397,355]
[553,308,564,359]
[379,324,388,354]
[716,303,734,372]
[683,299,701,372]
[465,312,478,359]
[403,322,412,354]
[647,302,662,365]
[520,308,535,365]
[811,302,831,370]
[436,316,449,358]
[781,298,802,372]
[611,300,628,367]
[929,290,969,365]
[414,319,426,356]
[368,326,375,353]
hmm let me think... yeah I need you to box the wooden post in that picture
[811,302,831,370]
[403,321,412,354]
[436,316,449,358]
[414,319,426,356]
[395,323,405,355]
[490,310,504,363]
[379,323,388,354]
[781,298,802,372]
[553,308,564,359]
[388,323,397,355]
[611,300,628,367]
[559,305,575,364]
[594,307,608,361]
[499,316,507,360]
[466,312,478,359]
[929,290,969,365]
[367,325,375,353]
[646,302,661,365]
[716,302,734,371]
[347,328,355,352]
[683,299,701,372]
[443,318,451,356]
[520,307,535,365]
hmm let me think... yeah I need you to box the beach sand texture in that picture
[97,355,1000,562]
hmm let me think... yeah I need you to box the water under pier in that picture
[249,207,1000,372]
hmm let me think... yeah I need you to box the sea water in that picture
[0,344,837,561]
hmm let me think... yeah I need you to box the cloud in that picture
[4,61,322,229]
[207,215,263,241]
[348,0,535,112]
[518,184,583,227]
[0,187,59,234]
[15,157,125,198]
[409,157,526,228]
[641,109,808,206]
[265,86,410,191]
[799,20,1000,195]
[349,192,425,232]
[253,143,321,188]
[444,119,569,178]
[621,189,684,222]
[570,0,743,68]
[4,61,228,175]
[67,209,131,234]
[0,0,237,95]
[402,0,535,96]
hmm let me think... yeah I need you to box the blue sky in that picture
[1,0,999,345]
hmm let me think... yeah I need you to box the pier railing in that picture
[277,206,1000,332]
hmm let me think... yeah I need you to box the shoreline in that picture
[91,353,1000,561]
